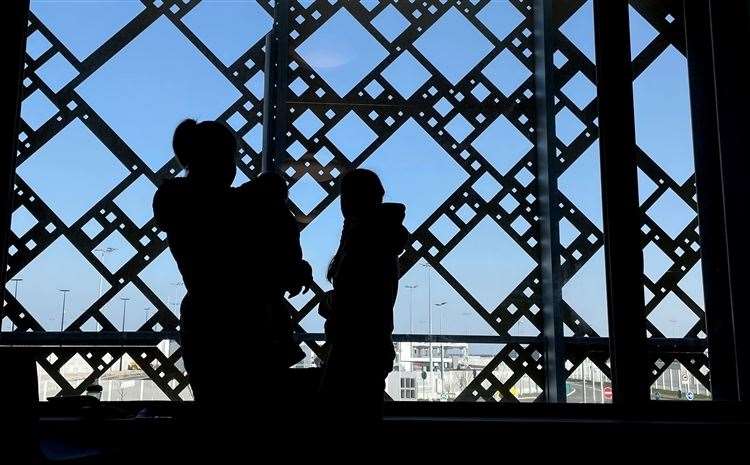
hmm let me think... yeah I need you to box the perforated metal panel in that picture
[2,0,711,401]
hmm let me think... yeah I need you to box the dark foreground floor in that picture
[8,400,745,463]
[4,353,748,462]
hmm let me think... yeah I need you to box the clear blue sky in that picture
[6,1,703,349]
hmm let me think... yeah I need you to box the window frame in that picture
[0,0,746,409]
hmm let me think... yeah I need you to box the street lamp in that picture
[58,289,70,332]
[9,278,22,331]
[94,247,117,331]
[404,284,418,334]
[434,301,447,399]
[420,263,433,376]
[119,297,130,371]
[434,301,447,333]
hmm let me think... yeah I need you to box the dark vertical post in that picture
[708,0,750,401]
[534,0,566,402]
[0,348,39,462]
[593,0,649,405]
[683,0,739,401]
[0,1,30,342]
[261,0,290,172]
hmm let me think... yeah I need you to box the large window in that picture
[285,0,545,402]
[8,0,273,401]
[554,0,612,403]
[629,0,711,400]
[2,0,716,404]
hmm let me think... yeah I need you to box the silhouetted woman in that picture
[153,119,241,408]
[320,169,409,424]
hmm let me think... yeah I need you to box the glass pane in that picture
[554,0,612,403]
[629,1,711,400]
[386,343,546,402]
[8,0,272,400]
[285,0,544,401]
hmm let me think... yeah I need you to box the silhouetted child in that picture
[153,121,313,449]
[235,172,312,370]
[319,169,408,425]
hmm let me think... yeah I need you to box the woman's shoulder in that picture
[155,178,196,202]
[156,177,189,193]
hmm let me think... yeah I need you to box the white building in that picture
[387,341,478,401]
[393,341,470,373]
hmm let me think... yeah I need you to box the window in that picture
[3,0,727,405]
[554,0,612,403]
[9,0,272,401]
[400,377,416,399]
[628,0,711,400]
[288,0,545,403]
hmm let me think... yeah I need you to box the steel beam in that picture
[0,1,30,343]
[534,0,566,403]
[708,0,750,401]
[683,0,739,401]
[593,0,649,405]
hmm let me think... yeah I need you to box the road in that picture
[565,380,612,404]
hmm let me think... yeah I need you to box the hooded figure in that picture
[319,169,409,424]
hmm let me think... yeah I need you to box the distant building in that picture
[387,341,484,401]
[393,341,470,372]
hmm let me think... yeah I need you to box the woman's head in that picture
[339,169,384,218]
[173,119,237,187]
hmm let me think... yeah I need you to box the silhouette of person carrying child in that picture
[155,121,404,439]
[153,120,312,429]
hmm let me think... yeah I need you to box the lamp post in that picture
[94,247,117,331]
[58,289,70,332]
[9,278,22,331]
[404,284,418,334]
[420,263,432,377]
[119,297,130,371]
[435,301,447,399]
[403,284,419,373]
[91,246,115,386]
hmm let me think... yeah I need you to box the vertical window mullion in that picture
[0,0,30,332]
[706,0,750,401]
[683,0,739,401]
[534,0,566,403]
[593,0,649,405]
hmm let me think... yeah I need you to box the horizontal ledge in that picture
[0,332,706,352]
[0,331,180,347]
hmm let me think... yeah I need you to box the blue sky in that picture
[6,1,704,349]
